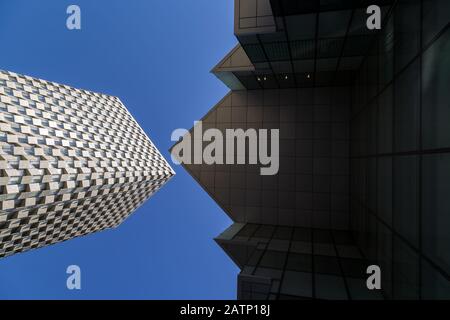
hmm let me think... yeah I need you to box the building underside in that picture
[172,0,450,299]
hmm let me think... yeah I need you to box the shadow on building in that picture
[171,0,450,300]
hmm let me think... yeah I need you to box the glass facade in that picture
[173,0,450,299]
[181,88,351,230]
[217,223,383,299]
[350,0,450,299]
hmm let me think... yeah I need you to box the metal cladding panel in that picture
[0,70,174,258]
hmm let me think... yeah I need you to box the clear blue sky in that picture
[0,0,238,299]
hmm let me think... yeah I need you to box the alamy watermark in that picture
[366,5,381,30]
[66,5,81,30]
[171,121,279,176]
[63,4,380,31]
[366,265,381,290]
[66,265,81,290]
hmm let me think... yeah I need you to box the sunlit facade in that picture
[0,70,174,258]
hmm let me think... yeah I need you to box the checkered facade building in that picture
[0,70,174,258]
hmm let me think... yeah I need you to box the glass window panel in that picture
[243,44,267,63]
[314,229,332,243]
[339,56,363,71]
[254,267,283,279]
[259,32,287,43]
[368,103,377,155]
[280,271,313,297]
[286,14,316,40]
[315,274,348,299]
[422,30,450,150]
[368,158,377,212]
[260,250,287,269]
[343,36,372,57]
[377,85,393,154]
[377,223,393,298]
[316,58,338,72]
[317,38,344,58]
[290,40,315,60]
[379,15,394,87]
[393,155,419,247]
[293,227,312,241]
[253,225,275,239]
[314,255,341,276]
[247,249,264,266]
[393,236,419,299]
[273,226,293,239]
[422,153,450,273]
[394,59,420,153]
[340,257,366,279]
[422,0,450,47]
[286,253,313,272]
[271,61,292,73]
[421,259,450,300]
[394,0,420,72]
[318,10,352,38]
[377,157,392,226]
[236,223,259,238]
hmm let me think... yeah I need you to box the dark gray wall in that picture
[182,86,351,230]
[350,0,450,299]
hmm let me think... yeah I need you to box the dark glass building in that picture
[172,0,450,299]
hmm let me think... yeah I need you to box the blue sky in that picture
[0,0,238,299]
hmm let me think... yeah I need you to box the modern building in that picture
[0,69,174,258]
[172,0,450,299]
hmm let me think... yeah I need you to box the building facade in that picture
[173,0,450,299]
[0,70,174,258]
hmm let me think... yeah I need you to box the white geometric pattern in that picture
[0,70,175,258]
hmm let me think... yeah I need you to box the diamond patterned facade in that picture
[0,70,174,258]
